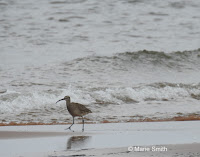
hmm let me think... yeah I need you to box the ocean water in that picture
[0,0,200,124]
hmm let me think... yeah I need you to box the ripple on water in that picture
[50,0,86,4]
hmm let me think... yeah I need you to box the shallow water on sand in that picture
[0,0,200,124]
[1,121,200,157]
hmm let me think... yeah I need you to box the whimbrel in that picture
[56,96,92,131]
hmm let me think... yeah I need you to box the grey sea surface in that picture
[0,0,200,124]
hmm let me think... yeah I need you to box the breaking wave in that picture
[1,82,200,112]
[1,49,200,124]
[63,49,200,72]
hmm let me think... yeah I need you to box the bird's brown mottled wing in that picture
[72,103,92,115]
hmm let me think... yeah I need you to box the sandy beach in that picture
[50,143,200,157]
[0,121,200,157]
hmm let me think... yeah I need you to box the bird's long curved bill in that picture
[56,98,64,104]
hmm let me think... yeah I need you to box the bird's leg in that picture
[65,117,74,130]
[82,116,84,132]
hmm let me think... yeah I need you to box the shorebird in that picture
[56,96,92,131]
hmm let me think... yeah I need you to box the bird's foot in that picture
[65,127,70,130]
[65,127,74,132]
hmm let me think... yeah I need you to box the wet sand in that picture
[0,121,200,157]
[0,131,69,139]
[49,143,200,157]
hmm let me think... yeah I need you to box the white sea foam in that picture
[1,83,200,123]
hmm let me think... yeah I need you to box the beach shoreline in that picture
[1,114,200,126]
[0,121,200,157]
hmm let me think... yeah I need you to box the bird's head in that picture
[56,96,70,103]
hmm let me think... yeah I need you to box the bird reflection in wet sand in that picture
[67,136,91,150]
